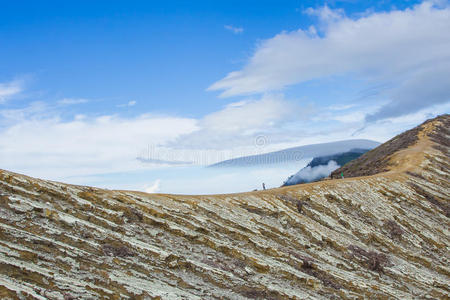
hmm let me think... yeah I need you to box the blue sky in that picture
[0,0,449,193]
[0,0,424,116]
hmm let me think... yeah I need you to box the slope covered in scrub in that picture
[330,115,448,179]
[0,115,449,299]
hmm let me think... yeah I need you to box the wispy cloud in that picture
[0,80,23,103]
[117,100,137,108]
[145,179,161,193]
[224,25,244,34]
[327,104,358,111]
[210,2,450,121]
[57,98,89,105]
[0,101,51,125]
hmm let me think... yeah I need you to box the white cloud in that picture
[145,179,161,193]
[209,2,450,120]
[128,100,136,106]
[169,94,303,150]
[0,80,22,103]
[304,5,345,24]
[285,160,340,185]
[224,25,244,34]
[0,107,198,180]
[0,93,306,180]
[226,100,248,108]
[202,94,293,133]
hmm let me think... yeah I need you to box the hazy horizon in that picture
[1,0,449,193]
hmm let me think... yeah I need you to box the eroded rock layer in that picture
[0,115,449,299]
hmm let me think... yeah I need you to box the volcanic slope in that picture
[0,115,449,299]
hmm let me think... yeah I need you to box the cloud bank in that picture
[168,94,303,150]
[209,1,450,121]
[285,160,340,185]
[0,104,198,180]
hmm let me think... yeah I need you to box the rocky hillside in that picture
[330,115,449,179]
[0,115,449,299]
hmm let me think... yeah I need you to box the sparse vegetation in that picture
[330,117,428,179]
[324,194,338,202]
[410,183,450,217]
[287,251,341,289]
[299,255,314,270]
[428,114,450,155]
[384,220,404,239]
[348,245,390,273]
[405,171,426,180]
[102,244,134,257]
[123,207,143,222]
[63,293,75,300]
[244,206,266,216]
[201,257,247,275]
[278,194,309,214]
[296,200,303,213]
[239,287,282,300]
[299,256,341,289]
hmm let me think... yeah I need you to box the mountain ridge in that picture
[331,114,449,179]
[0,115,449,299]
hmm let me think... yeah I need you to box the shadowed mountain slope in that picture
[331,115,449,179]
[0,115,449,299]
[282,149,369,186]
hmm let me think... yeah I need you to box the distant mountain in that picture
[208,139,380,167]
[282,149,369,186]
